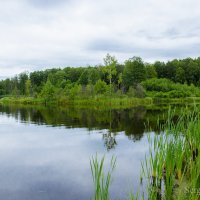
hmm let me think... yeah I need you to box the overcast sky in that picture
[0,0,200,78]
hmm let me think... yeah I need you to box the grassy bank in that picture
[153,97,200,104]
[0,96,154,109]
[2,96,200,109]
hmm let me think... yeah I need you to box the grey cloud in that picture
[138,27,200,41]
[163,27,200,40]
[0,0,200,77]
[88,38,200,61]
[27,0,70,8]
[148,45,200,59]
[87,39,128,53]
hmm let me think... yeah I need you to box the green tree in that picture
[123,57,146,88]
[145,64,157,79]
[103,54,117,95]
[30,70,48,94]
[64,67,84,83]
[88,67,101,84]
[94,80,108,95]
[11,76,19,96]
[25,79,31,96]
[78,69,89,85]
[175,67,185,83]
[19,72,28,95]
[117,73,123,89]
[40,80,55,103]
[54,70,66,87]
[154,61,166,78]
[69,84,82,100]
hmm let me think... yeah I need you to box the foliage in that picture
[69,84,82,100]
[103,54,117,95]
[40,80,56,103]
[142,78,200,98]
[18,72,29,95]
[25,79,31,96]
[145,64,157,79]
[94,80,108,95]
[123,57,146,88]
[1,55,200,101]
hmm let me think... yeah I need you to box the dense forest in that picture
[1,55,200,102]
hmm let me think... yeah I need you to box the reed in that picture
[142,107,200,200]
[90,107,199,200]
[90,155,116,200]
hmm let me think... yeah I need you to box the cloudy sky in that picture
[0,0,200,78]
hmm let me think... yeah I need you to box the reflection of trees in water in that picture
[0,104,171,144]
[127,134,143,142]
[124,107,146,138]
[102,132,117,151]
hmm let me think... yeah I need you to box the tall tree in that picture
[103,54,117,95]
[175,67,185,83]
[145,64,157,79]
[19,72,29,95]
[25,79,31,96]
[40,80,55,103]
[123,57,146,88]
[154,61,166,78]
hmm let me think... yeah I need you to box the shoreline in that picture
[1,96,200,109]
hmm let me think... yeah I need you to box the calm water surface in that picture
[0,104,174,200]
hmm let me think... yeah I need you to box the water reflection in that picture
[103,132,117,150]
[0,104,188,200]
[0,104,170,143]
[0,111,150,200]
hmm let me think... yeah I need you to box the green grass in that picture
[153,97,200,104]
[2,95,200,109]
[0,96,154,109]
[0,96,44,105]
[90,155,116,200]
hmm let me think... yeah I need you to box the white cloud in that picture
[0,0,200,77]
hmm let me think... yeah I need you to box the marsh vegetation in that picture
[90,108,200,200]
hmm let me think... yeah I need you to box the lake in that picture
[0,104,179,200]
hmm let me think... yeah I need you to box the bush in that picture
[142,78,200,98]
[94,80,108,95]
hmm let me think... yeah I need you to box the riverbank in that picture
[1,96,200,109]
[0,96,153,109]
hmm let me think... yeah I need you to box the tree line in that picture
[1,55,200,100]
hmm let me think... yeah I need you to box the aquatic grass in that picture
[128,191,140,200]
[89,107,199,200]
[141,107,200,200]
[90,155,116,200]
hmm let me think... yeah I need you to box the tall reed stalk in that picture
[90,155,116,200]
[142,107,200,200]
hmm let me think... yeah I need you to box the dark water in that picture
[0,104,175,200]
